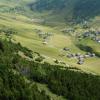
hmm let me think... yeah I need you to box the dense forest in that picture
[0,39,50,100]
[29,0,100,20]
[0,36,100,100]
[73,0,100,20]
[29,0,66,11]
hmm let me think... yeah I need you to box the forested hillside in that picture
[0,39,50,100]
[1,0,100,22]
[29,0,100,21]
[0,36,100,100]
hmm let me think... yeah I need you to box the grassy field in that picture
[0,12,100,75]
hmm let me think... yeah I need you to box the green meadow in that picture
[0,13,100,74]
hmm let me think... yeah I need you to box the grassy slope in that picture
[0,12,100,75]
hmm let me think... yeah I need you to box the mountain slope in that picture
[0,0,100,22]
[0,0,35,16]
[29,0,100,21]
[0,0,100,99]
[0,38,100,100]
